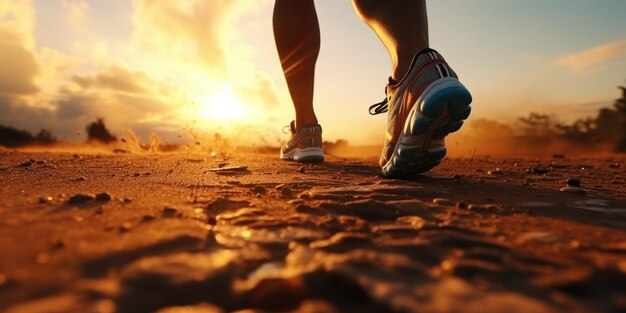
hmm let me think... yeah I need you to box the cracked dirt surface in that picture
[0,151,625,313]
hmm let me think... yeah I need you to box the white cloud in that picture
[556,40,626,72]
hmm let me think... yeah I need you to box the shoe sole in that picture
[382,77,472,178]
[280,147,325,163]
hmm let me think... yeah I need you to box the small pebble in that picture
[122,198,132,204]
[75,176,87,181]
[133,173,141,177]
[553,153,565,159]
[456,201,468,209]
[19,161,32,167]
[566,178,581,187]
[452,174,462,179]
[297,166,306,173]
[608,163,620,169]
[51,240,65,251]
[162,206,178,217]
[251,185,266,194]
[68,193,94,204]
[95,192,112,201]
[38,196,53,204]
[532,167,550,175]
[280,186,293,198]
[119,223,132,232]
[433,198,453,206]
[141,215,156,223]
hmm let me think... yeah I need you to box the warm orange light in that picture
[197,90,246,121]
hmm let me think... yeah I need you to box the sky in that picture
[1,0,625,145]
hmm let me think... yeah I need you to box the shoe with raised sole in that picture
[280,121,324,163]
[370,48,472,178]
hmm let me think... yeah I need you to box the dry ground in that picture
[0,151,625,313]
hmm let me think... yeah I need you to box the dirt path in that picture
[0,151,625,313]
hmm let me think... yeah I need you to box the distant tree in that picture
[614,85,626,151]
[0,125,34,147]
[593,108,621,143]
[86,118,117,143]
[34,129,57,145]
[517,113,559,137]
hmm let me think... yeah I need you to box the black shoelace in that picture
[369,86,389,115]
[369,98,388,115]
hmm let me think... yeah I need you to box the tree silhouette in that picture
[86,118,117,143]
[614,85,626,151]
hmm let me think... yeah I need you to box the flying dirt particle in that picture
[162,207,178,217]
[560,187,586,195]
[18,161,32,167]
[433,198,453,206]
[566,178,581,187]
[456,201,468,209]
[68,193,95,204]
[297,166,306,173]
[95,192,112,201]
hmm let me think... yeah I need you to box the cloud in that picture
[0,0,285,144]
[0,1,39,96]
[131,0,251,74]
[556,40,626,72]
[61,0,89,28]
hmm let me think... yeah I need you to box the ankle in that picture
[295,117,318,132]
[391,45,430,81]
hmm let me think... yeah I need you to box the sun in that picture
[197,90,246,121]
